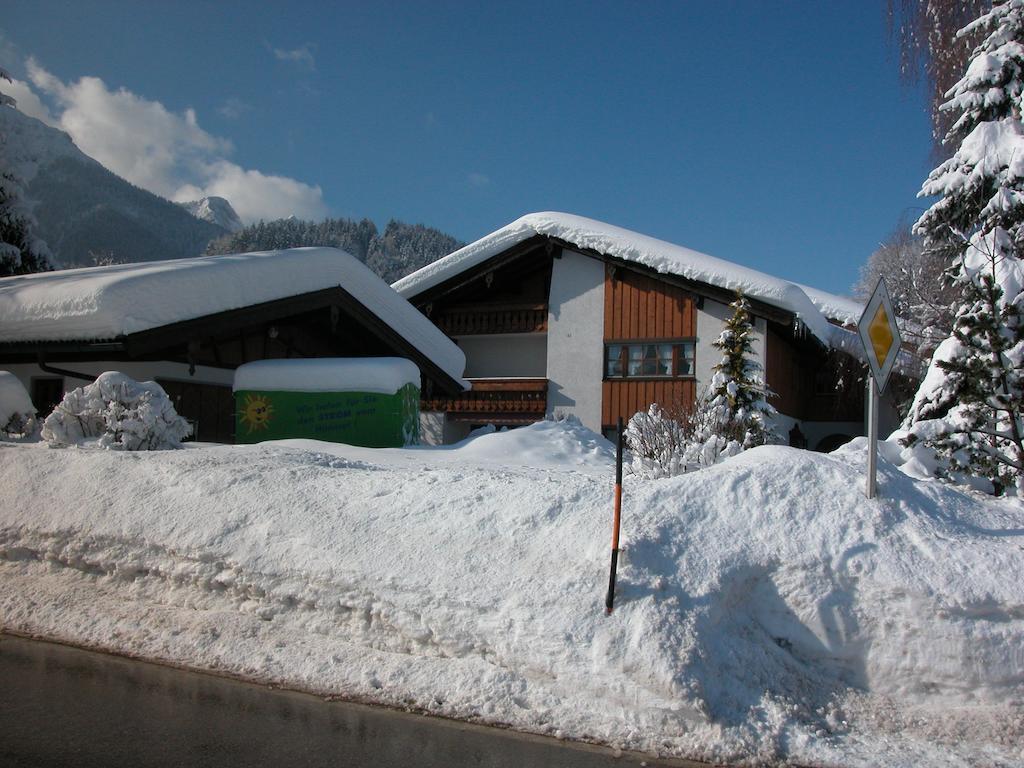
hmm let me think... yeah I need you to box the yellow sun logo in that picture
[239,394,274,433]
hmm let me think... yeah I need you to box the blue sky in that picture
[3,1,934,296]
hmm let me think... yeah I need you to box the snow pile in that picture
[0,371,37,438]
[432,417,615,468]
[394,212,852,344]
[234,358,420,395]
[42,371,191,450]
[1,425,1022,766]
[0,247,467,388]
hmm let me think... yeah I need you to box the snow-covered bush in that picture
[626,295,777,479]
[42,371,191,450]
[0,371,37,438]
[625,402,691,478]
[625,391,743,479]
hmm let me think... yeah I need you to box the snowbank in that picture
[0,247,467,388]
[0,371,37,437]
[234,358,421,396]
[1,424,1022,766]
[394,212,856,344]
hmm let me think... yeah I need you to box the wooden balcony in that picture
[434,304,547,336]
[423,378,548,424]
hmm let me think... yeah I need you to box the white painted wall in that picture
[3,360,236,406]
[419,411,446,446]
[455,334,547,378]
[694,298,767,392]
[545,249,605,432]
[418,412,471,445]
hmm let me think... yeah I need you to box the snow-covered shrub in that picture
[625,402,690,478]
[626,295,778,479]
[42,371,191,450]
[625,391,743,479]
[0,371,38,438]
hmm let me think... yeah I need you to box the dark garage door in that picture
[158,379,235,443]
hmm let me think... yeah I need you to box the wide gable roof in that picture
[0,247,466,388]
[393,212,863,345]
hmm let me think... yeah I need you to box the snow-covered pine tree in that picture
[624,296,777,478]
[905,0,1024,493]
[0,67,52,276]
[703,293,778,452]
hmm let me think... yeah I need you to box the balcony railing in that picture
[423,378,548,424]
[434,304,547,336]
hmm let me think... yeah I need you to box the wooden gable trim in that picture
[0,287,465,396]
[0,340,129,364]
[122,288,343,356]
[406,233,797,328]
[405,235,556,306]
[328,283,465,396]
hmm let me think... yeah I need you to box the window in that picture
[604,341,695,379]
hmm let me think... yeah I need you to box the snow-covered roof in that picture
[234,358,420,395]
[393,212,861,345]
[795,283,864,328]
[0,248,466,387]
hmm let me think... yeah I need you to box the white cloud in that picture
[271,43,317,71]
[467,172,491,188]
[2,76,56,125]
[20,59,328,223]
[217,96,251,120]
[174,161,327,223]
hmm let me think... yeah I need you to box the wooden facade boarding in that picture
[415,241,555,424]
[397,218,884,450]
[765,326,864,424]
[601,265,697,430]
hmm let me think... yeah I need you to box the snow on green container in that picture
[233,358,420,447]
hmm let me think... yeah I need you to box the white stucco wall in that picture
[418,411,446,446]
[694,298,767,391]
[545,249,605,432]
[455,334,547,378]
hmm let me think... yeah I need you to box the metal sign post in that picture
[856,278,902,500]
[866,376,878,498]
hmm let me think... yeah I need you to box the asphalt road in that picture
[0,634,702,768]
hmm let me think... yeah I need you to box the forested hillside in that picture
[29,156,226,266]
[206,217,463,282]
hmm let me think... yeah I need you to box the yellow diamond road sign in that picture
[857,278,902,391]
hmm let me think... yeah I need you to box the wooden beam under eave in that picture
[122,288,342,358]
[404,235,552,307]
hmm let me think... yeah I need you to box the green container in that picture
[234,382,420,447]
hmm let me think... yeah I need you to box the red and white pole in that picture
[605,417,624,615]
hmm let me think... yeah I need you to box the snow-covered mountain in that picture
[0,106,228,267]
[0,100,97,184]
[177,196,243,233]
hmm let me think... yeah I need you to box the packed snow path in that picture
[1,422,1022,766]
